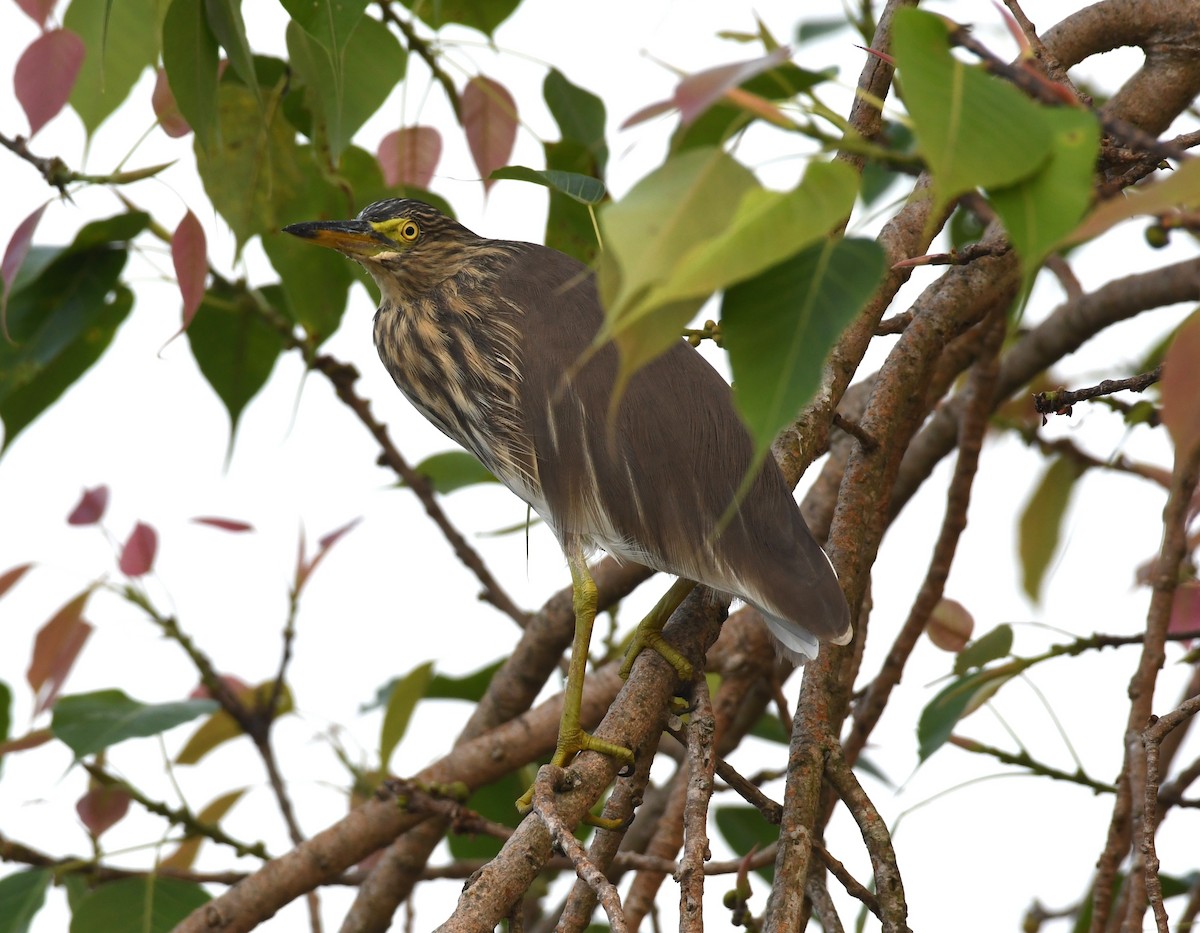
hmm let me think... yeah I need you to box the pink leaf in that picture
[192,516,255,533]
[377,126,442,189]
[172,211,207,329]
[461,77,517,193]
[15,0,57,27]
[620,98,677,130]
[295,517,361,595]
[15,29,85,137]
[76,780,131,838]
[28,591,93,716]
[2,202,49,326]
[119,522,158,577]
[0,563,33,600]
[152,67,191,138]
[673,47,791,125]
[1162,311,1200,459]
[67,485,109,525]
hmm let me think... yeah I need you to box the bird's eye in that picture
[399,221,419,242]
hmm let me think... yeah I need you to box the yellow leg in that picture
[618,577,698,681]
[517,554,634,819]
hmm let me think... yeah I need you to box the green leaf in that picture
[0,868,50,933]
[543,70,608,263]
[380,661,433,769]
[404,450,498,494]
[544,69,608,169]
[892,9,1053,216]
[186,281,285,440]
[426,660,502,702]
[52,690,218,758]
[0,229,139,453]
[203,0,260,103]
[280,0,369,56]
[0,680,10,775]
[162,0,220,151]
[597,147,757,382]
[722,237,885,467]
[287,15,406,163]
[748,710,789,745]
[64,0,162,135]
[860,121,914,206]
[397,0,518,35]
[1019,455,1086,603]
[989,107,1099,282]
[69,877,210,933]
[714,806,777,882]
[953,624,1014,676]
[917,667,1017,762]
[196,83,306,251]
[490,166,606,204]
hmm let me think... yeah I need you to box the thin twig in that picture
[531,767,628,933]
[1034,366,1162,419]
[81,763,269,859]
[679,679,716,933]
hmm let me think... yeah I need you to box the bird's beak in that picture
[282,219,395,258]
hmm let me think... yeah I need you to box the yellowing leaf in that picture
[597,147,756,382]
[1063,159,1200,246]
[1018,455,1085,603]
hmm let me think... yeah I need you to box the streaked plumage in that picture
[285,198,850,660]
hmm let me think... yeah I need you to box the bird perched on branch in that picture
[284,199,851,809]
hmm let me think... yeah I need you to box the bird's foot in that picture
[515,725,635,829]
[619,625,694,682]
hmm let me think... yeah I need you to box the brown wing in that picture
[504,243,850,656]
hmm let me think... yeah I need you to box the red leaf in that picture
[0,729,53,756]
[0,563,33,600]
[2,202,49,327]
[172,211,207,329]
[191,516,255,533]
[152,67,191,138]
[67,485,109,525]
[1169,581,1200,637]
[15,0,57,27]
[189,673,250,700]
[15,29,85,137]
[1162,311,1200,459]
[461,77,517,193]
[119,522,158,577]
[377,126,442,189]
[295,517,361,595]
[76,780,131,838]
[27,591,93,716]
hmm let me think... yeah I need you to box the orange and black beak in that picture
[282,219,396,258]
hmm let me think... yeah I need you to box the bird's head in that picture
[283,199,483,299]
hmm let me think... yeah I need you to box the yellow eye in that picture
[398,220,419,242]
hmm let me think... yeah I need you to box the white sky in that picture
[1,1,1198,931]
